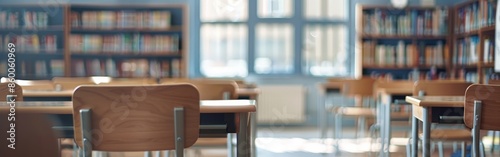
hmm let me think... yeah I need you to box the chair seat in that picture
[333,107,376,117]
[419,129,471,141]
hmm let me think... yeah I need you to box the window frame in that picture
[193,0,353,78]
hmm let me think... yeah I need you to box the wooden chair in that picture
[464,84,500,157]
[162,79,238,157]
[331,77,377,150]
[72,84,200,157]
[52,77,95,91]
[407,81,478,157]
[484,80,500,153]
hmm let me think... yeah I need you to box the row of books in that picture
[456,0,497,33]
[71,11,171,29]
[0,60,64,77]
[70,34,179,53]
[0,10,50,28]
[453,36,480,65]
[1,34,58,52]
[362,8,448,36]
[369,69,447,81]
[71,59,181,78]
[362,41,446,67]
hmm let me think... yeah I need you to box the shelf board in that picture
[71,52,182,59]
[455,0,479,9]
[0,25,65,32]
[362,34,447,40]
[70,26,182,32]
[0,52,64,60]
[363,65,446,69]
[455,30,479,38]
[482,62,494,68]
[452,64,478,69]
[481,25,495,33]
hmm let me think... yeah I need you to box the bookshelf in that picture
[0,5,67,79]
[357,5,452,80]
[68,4,186,78]
[0,4,187,80]
[451,0,497,83]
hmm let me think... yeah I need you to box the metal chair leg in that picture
[492,131,497,154]
[461,142,466,157]
[437,142,444,157]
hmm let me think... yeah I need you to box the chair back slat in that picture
[162,79,238,100]
[72,84,200,151]
[413,81,472,96]
[341,77,376,97]
[464,84,500,130]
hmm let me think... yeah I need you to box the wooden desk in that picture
[405,96,464,157]
[0,100,255,157]
[375,87,413,157]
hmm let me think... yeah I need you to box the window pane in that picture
[303,25,348,76]
[304,0,347,20]
[258,0,294,18]
[201,0,248,22]
[255,24,294,74]
[201,24,248,77]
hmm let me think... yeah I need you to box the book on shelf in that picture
[362,7,448,36]
[51,60,64,76]
[484,37,494,64]
[417,41,446,67]
[72,10,171,29]
[0,10,49,28]
[453,36,479,65]
[3,34,58,53]
[456,0,497,33]
[362,40,416,67]
[70,34,179,54]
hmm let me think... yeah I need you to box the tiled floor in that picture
[63,126,500,157]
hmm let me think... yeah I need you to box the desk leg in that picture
[422,107,430,157]
[386,98,392,157]
[237,112,250,157]
[320,91,328,140]
[411,113,418,157]
[378,99,385,157]
[250,112,257,157]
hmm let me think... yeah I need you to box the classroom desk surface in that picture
[405,96,464,157]
[23,89,260,98]
[0,100,256,114]
[405,96,464,107]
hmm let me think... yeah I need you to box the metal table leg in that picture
[237,112,250,157]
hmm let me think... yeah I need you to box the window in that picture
[255,24,294,74]
[197,0,350,77]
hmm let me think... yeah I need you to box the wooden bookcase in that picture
[451,0,497,84]
[0,4,68,79]
[0,4,187,79]
[357,5,452,80]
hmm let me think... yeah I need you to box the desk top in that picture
[405,96,464,107]
[0,100,256,114]
[23,89,259,97]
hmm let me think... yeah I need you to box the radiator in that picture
[256,85,306,124]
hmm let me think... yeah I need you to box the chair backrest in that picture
[373,80,414,98]
[162,79,238,100]
[341,77,376,97]
[72,84,200,151]
[15,79,54,91]
[0,111,60,157]
[52,77,95,91]
[464,84,500,130]
[0,82,23,101]
[413,80,472,96]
